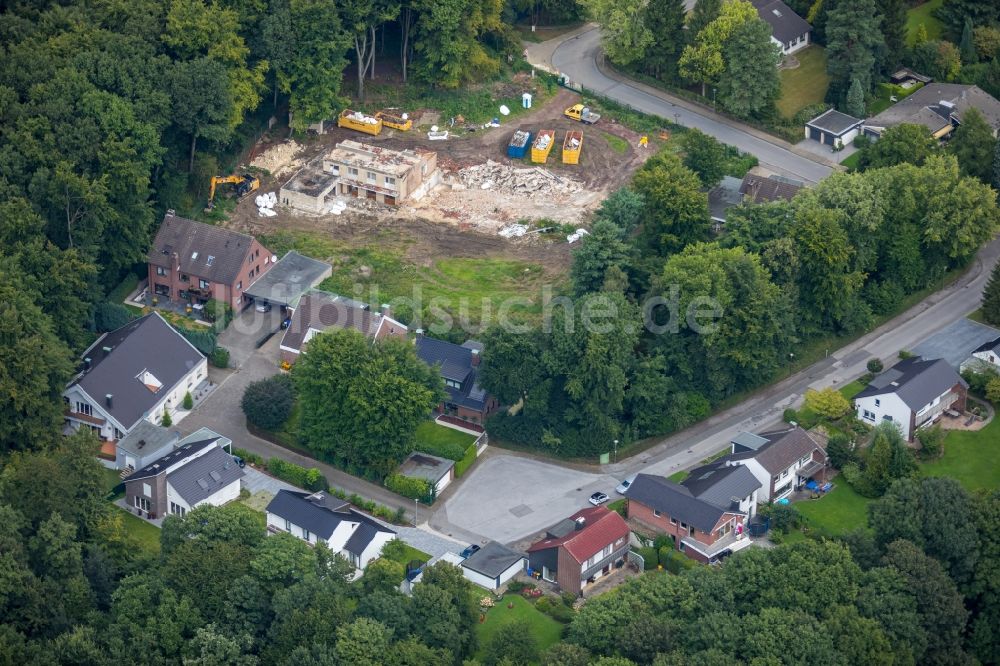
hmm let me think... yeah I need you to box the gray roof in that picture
[855,357,967,411]
[116,421,179,456]
[280,291,404,353]
[265,490,395,543]
[462,541,526,578]
[625,474,731,533]
[731,431,771,452]
[682,463,762,508]
[751,0,811,43]
[178,427,232,450]
[974,336,1000,355]
[730,427,824,475]
[913,318,1000,370]
[124,438,217,483]
[148,212,266,286]
[416,336,489,411]
[739,173,803,203]
[708,176,744,222]
[806,108,863,135]
[343,522,381,555]
[72,313,205,430]
[398,452,455,484]
[242,251,332,308]
[167,445,245,505]
[866,84,1000,132]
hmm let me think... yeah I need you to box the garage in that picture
[805,109,863,149]
[460,541,527,590]
[242,250,332,313]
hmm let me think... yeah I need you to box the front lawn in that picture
[668,470,688,483]
[474,594,564,660]
[839,380,866,400]
[840,151,862,171]
[114,507,162,555]
[922,417,1000,491]
[382,540,432,567]
[414,421,476,461]
[777,46,831,120]
[906,0,944,45]
[795,482,871,537]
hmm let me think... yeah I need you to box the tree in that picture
[826,433,856,469]
[593,188,645,234]
[994,134,1000,192]
[877,0,907,73]
[285,0,352,129]
[168,57,234,172]
[982,256,1000,325]
[867,358,883,373]
[825,0,881,105]
[960,17,978,63]
[183,392,194,410]
[862,421,916,496]
[241,374,295,430]
[340,0,400,100]
[845,77,865,118]
[642,0,688,82]
[184,624,257,666]
[682,129,727,187]
[334,617,393,666]
[717,17,782,120]
[161,410,173,427]
[938,0,1000,43]
[917,424,945,458]
[909,40,963,81]
[987,376,1000,404]
[411,0,504,89]
[859,123,936,169]
[633,152,711,253]
[803,387,851,420]
[688,0,722,38]
[540,643,592,666]
[484,618,538,665]
[950,107,998,182]
[586,0,655,67]
[680,0,758,96]
[292,330,444,477]
[570,220,631,296]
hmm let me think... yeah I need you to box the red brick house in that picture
[526,506,630,595]
[626,471,758,564]
[278,291,407,365]
[148,211,274,311]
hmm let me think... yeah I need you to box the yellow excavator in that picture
[207,174,260,210]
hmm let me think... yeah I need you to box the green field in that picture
[777,46,831,120]
[795,482,871,537]
[922,417,1000,491]
[906,0,944,45]
[259,230,551,325]
[474,594,564,660]
[414,421,476,461]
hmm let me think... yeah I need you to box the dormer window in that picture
[191,251,198,260]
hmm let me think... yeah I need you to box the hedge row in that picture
[385,473,434,503]
[232,447,264,467]
[267,458,328,492]
[454,445,478,478]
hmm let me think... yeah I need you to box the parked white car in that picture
[615,474,637,495]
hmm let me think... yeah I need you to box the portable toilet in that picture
[522,92,532,109]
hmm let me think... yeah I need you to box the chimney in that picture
[83,357,92,371]
[380,303,392,318]
[137,439,146,449]
[171,251,180,275]
[470,348,480,367]
[575,517,586,530]
[105,394,113,408]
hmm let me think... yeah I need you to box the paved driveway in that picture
[434,455,621,544]
[220,307,285,368]
[241,466,298,496]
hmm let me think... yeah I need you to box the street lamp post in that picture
[712,88,717,111]
[788,352,795,376]
[413,498,418,527]
[614,439,619,463]
[674,112,681,127]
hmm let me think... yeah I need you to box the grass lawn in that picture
[796,482,871,537]
[384,541,432,566]
[840,151,862,171]
[415,421,476,461]
[839,380,866,400]
[668,470,688,483]
[906,0,944,46]
[967,308,986,324]
[114,507,162,555]
[922,417,1000,492]
[259,230,551,325]
[603,132,629,154]
[777,46,831,120]
[475,594,563,659]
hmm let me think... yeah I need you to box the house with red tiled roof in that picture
[526,506,630,596]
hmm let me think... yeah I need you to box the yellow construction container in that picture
[562,131,583,165]
[337,109,383,135]
[376,111,412,131]
[531,130,555,164]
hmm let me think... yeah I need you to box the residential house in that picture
[242,251,332,312]
[708,176,744,228]
[723,426,828,501]
[415,335,498,427]
[265,490,396,569]
[148,211,275,311]
[739,172,804,204]
[751,0,812,55]
[123,430,243,520]
[278,290,408,365]
[398,452,455,496]
[625,467,759,564]
[853,356,967,441]
[526,506,630,595]
[460,541,526,590]
[962,335,1000,374]
[63,313,207,445]
[114,421,179,473]
[805,109,864,148]
[863,83,1000,139]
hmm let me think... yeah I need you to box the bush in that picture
[385,474,434,503]
[898,349,914,360]
[637,546,658,570]
[657,545,672,567]
[454,445,478,477]
[94,302,138,332]
[652,534,673,551]
[866,358,883,374]
[804,387,851,421]
[161,410,172,427]
[180,327,218,356]
[242,374,295,431]
[918,425,945,460]
[507,580,534,594]
[266,457,323,489]
[232,447,264,466]
[303,467,329,492]
[182,392,193,410]
[665,550,696,574]
[827,433,856,469]
[783,408,798,423]
[209,346,229,368]
[759,502,801,534]
[560,591,577,607]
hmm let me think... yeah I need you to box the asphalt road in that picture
[435,237,1000,544]
[547,28,834,184]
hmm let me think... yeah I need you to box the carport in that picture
[243,250,332,312]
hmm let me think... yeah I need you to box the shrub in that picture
[507,580,534,594]
[760,502,801,534]
[182,392,193,410]
[918,425,945,460]
[94,302,137,332]
[180,328,218,356]
[658,545,672,567]
[454,445,478,477]
[209,346,229,368]
[652,534,673,551]
[161,410,172,427]
[242,374,295,431]
[232,447,264,466]
[783,408,798,423]
[637,546,658,570]
[267,457,312,488]
[827,433,856,469]
[898,349,914,360]
[804,387,851,421]
[560,591,577,607]
[987,377,1000,405]
[303,467,329,492]
[385,473,434,503]
[665,550,696,574]
[866,358,883,374]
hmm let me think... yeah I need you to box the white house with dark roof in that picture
[123,429,242,520]
[751,0,811,55]
[63,313,207,445]
[415,335,498,427]
[853,357,968,441]
[265,489,396,570]
[460,541,526,590]
[805,108,864,148]
[722,426,827,501]
[962,335,1000,373]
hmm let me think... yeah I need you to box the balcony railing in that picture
[916,392,959,427]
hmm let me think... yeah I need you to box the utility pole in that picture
[413,498,418,527]
[614,439,619,464]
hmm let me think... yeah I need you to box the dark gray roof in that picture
[739,173,803,203]
[806,108,863,135]
[167,445,245,505]
[751,0,811,43]
[280,291,403,353]
[343,522,381,556]
[855,357,967,411]
[731,431,771,452]
[741,427,824,475]
[243,251,332,308]
[974,336,1000,355]
[625,474,730,533]
[265,490,394,542]
[398,452,455,484]
[462,541,525,578]
[708,176,744,222]
[416,336,489,411]
[73,314,204,430]
[682,463,762,508]
[148,212,265,285]
[866,84,1000,132]
[124,438,217,483]
[116,421,179,456]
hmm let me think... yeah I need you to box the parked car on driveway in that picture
[255,301,272,312]
[588,491,610,506]
[615,474,637,495]
[460,544,481,558]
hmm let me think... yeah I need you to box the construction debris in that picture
[251,141,304,177]
[499,224,529,238]
[257,191,278,217]
[566,228,590,243]
[457,160,582,196]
